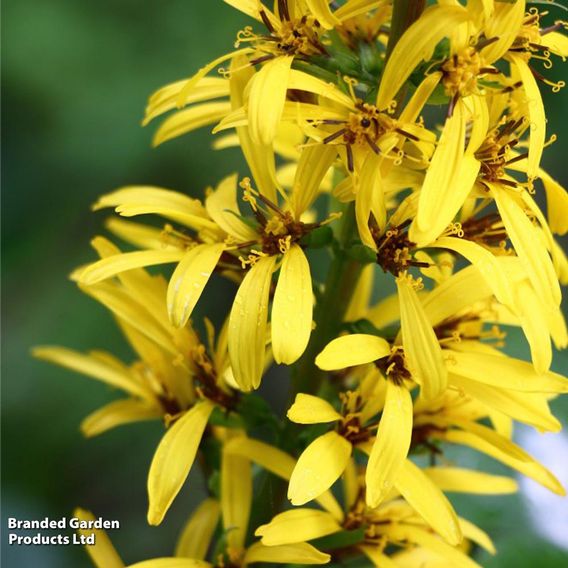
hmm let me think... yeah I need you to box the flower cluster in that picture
[35,1,568,566]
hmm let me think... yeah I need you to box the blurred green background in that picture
[2,1,567,566]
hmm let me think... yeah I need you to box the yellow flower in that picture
[35,248,243,525]
[39,2,568,566]
[79,129,338,388]
[307,328,432,509]
[299,259,567,505]
[257,459,516,566]
[413,390,565,496]
[167,0,387,146]
[72,434,332,568]
[377,0,527,109]
[506,7,568,176]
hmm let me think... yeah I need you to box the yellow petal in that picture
[365,382,412,508]
[153,102,232,146]
[315,334,391,370]
[78,250,185,286]
[540,30,568,58]
[448,419,532,462]
[205,174,257,241]
[423,467,518,494]
[144,77,229,126]
[229,256,276,391]
[355,152,386,249]
[345,264,375,322]
[223,0,275,23]
[459,518,496,555]
[32,346,154,402]
[272,246,313,364]
[127,560,211,568]
[147,400,214,525]
[215,101,346,132]
[448,350,566,393]
[244,542,330,565]
[492,184,561,308]
[449,375,561,432]
[395,459,462,545]
[287,393,342,424]
[248,56,293,145]
[482,0,526,63]
[443,428,565,495]
[359,546,400,568]
[176,47,253,108]
[288,431,352,505]
[305,0,340,28]
[343,457,359,511]
[167,244,225,328]
[255,509,340,546]
[399,71,443,123]
[287,70,353,108]
[221,443,252,553]
[421,265,491,327]
[380,525,481,568]
[464,94,490,154]
[230,54,278,203]
[290,144,337,219]
[428,236,515,308]
[73,508,124,568]
[509,54,545,178]
[226,437,295,478]
[335,0,388,21]
[224,437,343,520]
[376,4,469,109]
[367,293,400,329]
[410,99,476,245]
[94,186,217,232]
[397,276,447,399]
[105,218,178,251]
[80,283,177,356]
[175,499,220,560]
[81,399,161,438]
[540,170,568,236]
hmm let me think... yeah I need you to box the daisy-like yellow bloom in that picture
[287,282,445,509]
[77,153,333,388]
[170,0,387,146]
[38,1,568,566]
[73,434,332,568]
[35,245,244,526]
[215,70,437,250]
[257,459,516,567]
[379,1,567,242]
[287,259,567,508]
[412,389,565,497]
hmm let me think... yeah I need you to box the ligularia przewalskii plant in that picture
[34,0,568,566]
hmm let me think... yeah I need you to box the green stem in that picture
[385,0,426,112]
[386,0,426,62]
[291,203,362,398]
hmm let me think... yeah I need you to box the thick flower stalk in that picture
[36,1,568,566]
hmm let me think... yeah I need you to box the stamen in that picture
[260,9,275,33]
[323,128,348,144]
[278,0,290,21]
[346,144,354,172]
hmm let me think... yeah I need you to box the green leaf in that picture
[311,527,367,550]
[347,244,377,264]
[344,318,384,337]
[209,406,246,429]
[237,393,280,433]
[301,225,334,248]
[207,469,221,499]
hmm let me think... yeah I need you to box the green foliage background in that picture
[2,1,567,565]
